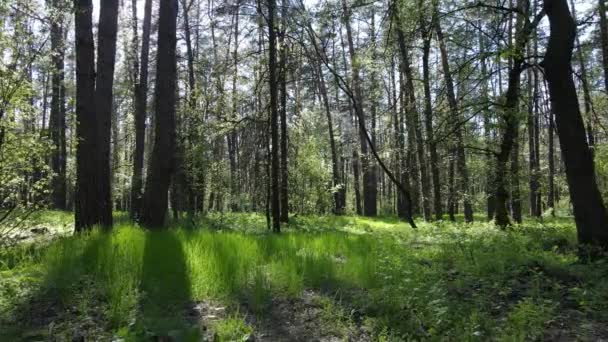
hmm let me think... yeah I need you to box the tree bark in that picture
[342,0,377,217]
[395,3,431,220]
[599,0,608,93]
[417,7,442,221]
[140,0,178,228]
[49,0,67,210]
[543,0,608,249]
[268,0,281,232]
[279,0,289,222]
[130,0,152,219]
[435,13,473,222]
[94,0,119,227]
[74,0,101,231]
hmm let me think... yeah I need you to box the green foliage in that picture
[1,214,607,340]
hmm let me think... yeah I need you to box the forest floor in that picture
[1,211,607,341]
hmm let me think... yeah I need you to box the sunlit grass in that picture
[1,212,606,340]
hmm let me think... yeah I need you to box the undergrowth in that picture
[1,212,607,340]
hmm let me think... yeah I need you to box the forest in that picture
[1,0,608,340]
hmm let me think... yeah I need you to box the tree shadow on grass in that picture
[0,230,113,340]
[137,229,195,338]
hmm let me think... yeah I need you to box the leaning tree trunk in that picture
[306,28,345,214]
[493,0,542,227]
[342,0,376,217]
[543,0,608,249]
[395,3,431,220]
[435,13,473,222]
[140,0,178,228]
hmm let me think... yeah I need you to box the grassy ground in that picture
[1,212,607,341]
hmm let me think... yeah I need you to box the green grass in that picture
[1,212,607,340]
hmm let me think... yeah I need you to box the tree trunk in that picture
[543,0,608,249]
[395,4,430,220]
[268,0,281,232]
[480,25,495,220]
[74,0,101,231]
[342,0,376,217]
[493,0,539,227]
[140,0,178,228]
[599,0,608,93]
[435,14,473,222]
[49,0,67,210]
[548,105,556,215]
[130,0,152,219]
[94,0,119,227]
[279,0,289,222]
[228,0,240,212]
[308,34,344,214]
[571,0,596,159]
[420,15,442,220]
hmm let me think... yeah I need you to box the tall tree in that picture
[435,7,473,222]
[395,0,431,220]
[543,0,608,249]
[140,0,178,228]
[268,0,281,232]
[342,0,377,217]
[94,0,120,227]
[420,2,442,220]
[493,0,542,227]
[49,0,67,210]
[279,0,289,222]
[130,0,152,219]
[74,0,100,230]
[599,0,608,93]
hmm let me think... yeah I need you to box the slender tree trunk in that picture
[131,0,153,219]
[228,0,240,212]
[548,104,556,215]
[140,0,178,228]
[435,14,473,222]
[395,4,431,220]
[493,0,540,227]
[366,10,379,217]
[268,0,280,232]
[342,0,376,217]
[571,0,595,158]
[420,18,442,220]
[480,25,495,220]
[279,0,289,222]
[543,0,608,249]
[182,0,197,218]
[49,0,66,210]
[309,39,344,214]
[599,0,608,93]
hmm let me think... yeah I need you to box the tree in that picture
[435,6,473,222]
[542,0,608,249]
[94,0,119,227]
[49,0,67,210]
[279,0,289,222]
[268,0,281,232]
[130,0,153,219]
[74,0,101,231]
[140,0,178,228]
